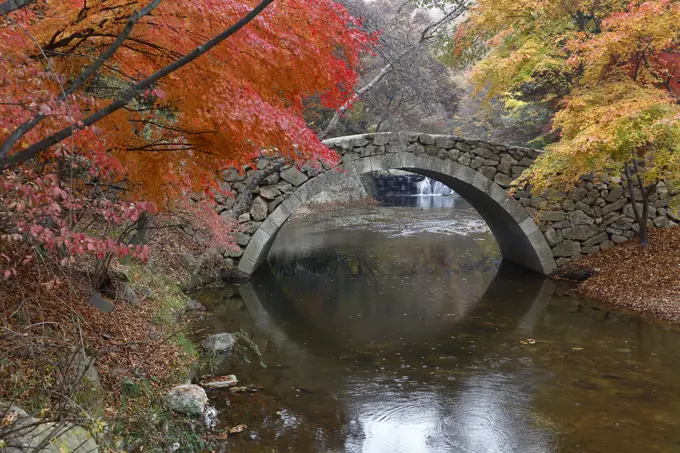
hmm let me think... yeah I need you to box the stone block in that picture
[259,186,281,200]
[401,153,416,169]
[520,216,540,236]
[259,218,279,236]
[281,192,302,213]
[369,155,388,172]
[486,183,510,204]
[269,204,292,227]
[471,171,492,193]
[457,166,476,184]
[606,187,624,202]
[238,258,257,275]
[373,133,391,146]
[418,134,435,145]
[353,158,371,175]
[501,198,529,223]
[527,228,548,250]
[280,167,308,187]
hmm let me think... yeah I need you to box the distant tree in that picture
[314,0,469,138]
[452,0,680,243]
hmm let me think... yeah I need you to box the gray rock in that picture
[562,225,599,241]
[574,201,591,213]
[275,181,294,194]
[268,196,285,213]
[600,240,615,250]
[249,197,269,221]
[582,233,608,247]
[493,173,513,187]
[238,213,251,223]
[552,240,581,257]
[568,187,587,202]
[186,299,206,311]
[263,173,280,186]
[179,253,198,271]
[259,186,281,200]
[418,134,435,145]
[164,384,208,415]
[241,221,262,234]
[232,232,251,246]
[223,168,246,182]
[435,136,456,149]
[480,166,497,180]
[569,210,594,226]
[280,167,308,187]
[653,216,670,228]
[606,187,624,202]
[544,227,563,247]
[602,198,626,215]
[582,246,600,254]
[612,235,629,244]
[224,245,243,258]
[120,283,138,305]
[562,200,575,211]
[541,211,566,222]
[201,333,235,353]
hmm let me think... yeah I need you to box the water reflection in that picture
[192,201,680,453]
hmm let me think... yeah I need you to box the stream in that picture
[191,191,680,453]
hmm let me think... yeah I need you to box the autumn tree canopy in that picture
[0,0,375,278]
[452,0,680,242]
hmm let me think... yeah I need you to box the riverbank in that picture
[0,225,219,452]
[560,226,680,324]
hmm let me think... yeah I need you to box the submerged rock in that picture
[163,384,208,415]
[201,375,238,389]
[201,333,235,354]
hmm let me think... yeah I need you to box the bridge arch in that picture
[236,133,557,277]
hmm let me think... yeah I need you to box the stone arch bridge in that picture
[212,133,674,277]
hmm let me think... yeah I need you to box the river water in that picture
[192,195,680,453]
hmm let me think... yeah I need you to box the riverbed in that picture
[192,194,680,453]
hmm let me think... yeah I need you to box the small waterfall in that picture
[416,178,454,196]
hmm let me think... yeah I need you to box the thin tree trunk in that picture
[318,64,393,140]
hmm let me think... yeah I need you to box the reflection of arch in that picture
[238,149,556,277]
[239,262,556,358]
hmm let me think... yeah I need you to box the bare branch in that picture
[1,0,274,167]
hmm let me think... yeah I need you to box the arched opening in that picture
[237,143,556,277]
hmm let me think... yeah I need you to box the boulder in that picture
[201,333,235,354]
[163,385,208,415]
[249,197,269,221]
[600,239,615,250]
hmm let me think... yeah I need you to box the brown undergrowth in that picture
[1,222,209,451]
[562,226,680,323]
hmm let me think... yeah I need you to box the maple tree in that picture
[0,0,375,281]
[452,0,680,243]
